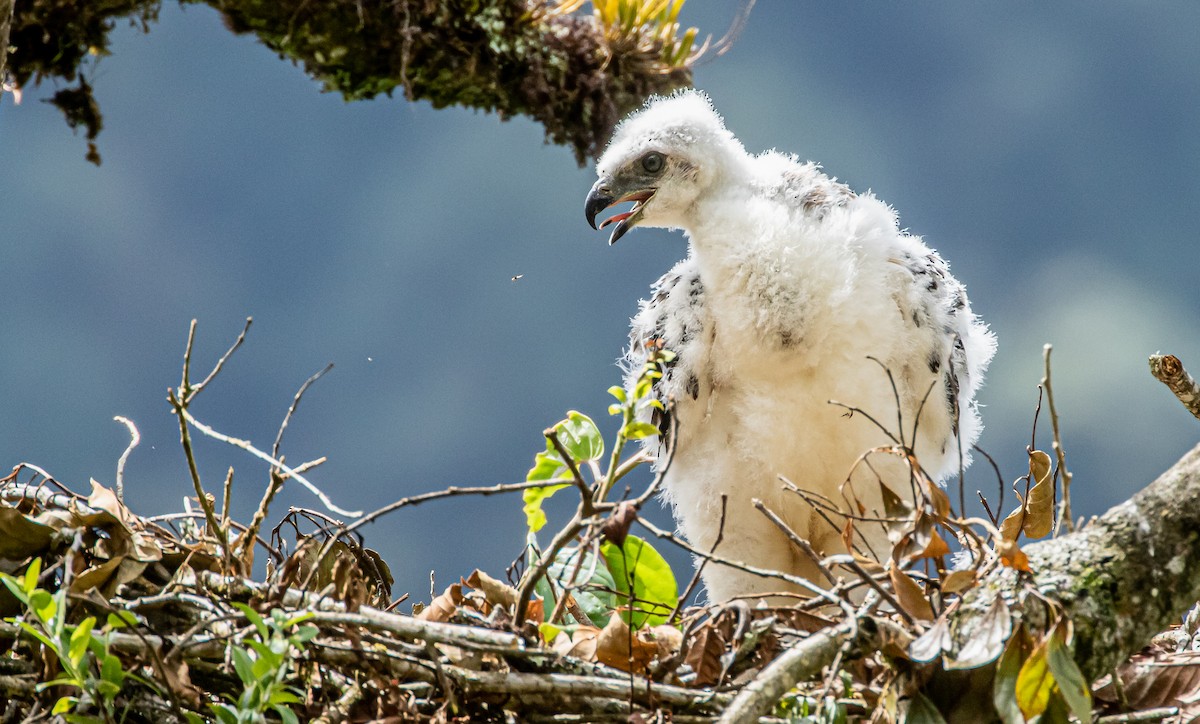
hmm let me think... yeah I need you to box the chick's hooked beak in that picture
[585,179,656,245]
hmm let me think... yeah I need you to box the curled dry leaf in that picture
[417,583,464,622]
[465,569,518,610]
[1000,450,1055,541]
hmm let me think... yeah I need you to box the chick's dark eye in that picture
[641,152,665,174]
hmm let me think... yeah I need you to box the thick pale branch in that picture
[1149,354,1200,422]
[955,442,1200,683]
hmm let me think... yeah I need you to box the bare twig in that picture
[1043,344,1074,535]
[112,415,140,502]
[179,407,360,518]
[272,363,334,458]
[184,317,252,402]
[752,498,838,587]
[1149,353,1200,422]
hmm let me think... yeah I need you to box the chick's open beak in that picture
[585,180,656,245]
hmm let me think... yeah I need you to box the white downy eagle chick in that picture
[585,90,996,603]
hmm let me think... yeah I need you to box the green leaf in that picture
[1015,638,1054,719]
[522,482,570,533]
[52,696,76,715]
[0,572,28,605]
[527,449,566,482]
[600,534,678,629]
[106,610,138,629]
[558,411,604,462]
[621,421,660,440]
[607,385,628,404]
[23,558,42,596]
[905,691,948,724]
[1045,626,1091,723]
[275,704,299,724]
[100,652,126,686]
[293,624,319,644]
[30,589,56,625]
[233,603,268,638]
[210,704,239,724]
[532,545,618,625]
[68,617,95,667]
[230,645,255,685]
[18,621,58,652]
[281,611,315,629]
[993,630,1026,724]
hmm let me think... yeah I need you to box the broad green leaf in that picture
[1015,639,1054,719]
[522,482,570,533]
[30,589,56,624]
[532,544,618,626]
[601,534,678,629]
[1046,626,1091,723]
[106,611,137,629]
[621,421,660,440]
[52,696,76,715]
[558,411,604,462]
[101,653,126,686]
[275,704,299,724]
[527,449,566,482]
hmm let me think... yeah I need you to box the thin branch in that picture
[112,415,140,502]
[1149,353,1200,422]
[1043,344,1074,535]
[167,388,226,553]
[752,498,838,587]
[178,407,360,518]
[272,362,334,458]
[185,317,252,402]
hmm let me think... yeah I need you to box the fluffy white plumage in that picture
[585,90,996,603]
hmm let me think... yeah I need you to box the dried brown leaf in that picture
[417,583,463,622]
[465,569,518,610]
[0,508,55,559]
[685,619,730,687]
[596,612,657,673]
[1096,650,1200,710]
[942,569,977,595]
[889,567,934,621]
[1000,450,1055,541]
[996,538,1031,572]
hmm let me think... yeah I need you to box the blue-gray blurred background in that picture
[2,2,1198,600]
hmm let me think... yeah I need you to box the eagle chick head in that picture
[586,89,746,244]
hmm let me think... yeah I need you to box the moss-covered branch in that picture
[5,0,694,165]
[937,442,1200,717]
